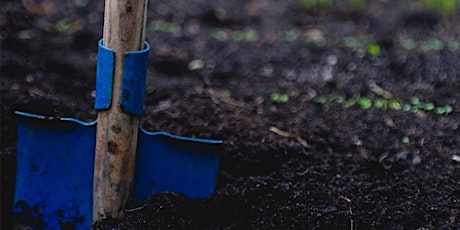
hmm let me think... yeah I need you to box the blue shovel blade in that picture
[13,112,222,229]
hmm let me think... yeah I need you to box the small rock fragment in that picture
[26,74,35,83]
[451,154,460,163]
[411,155,422,165]
[188,59,204,71]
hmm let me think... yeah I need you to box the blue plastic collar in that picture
[94,39,150,115]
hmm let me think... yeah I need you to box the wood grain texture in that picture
[93,0,148,223]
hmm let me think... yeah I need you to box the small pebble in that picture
[188,59,204,71]
[320,65,334,82]
[326,55,337,66]
[396,151,408,160]
[26,74,34,83]
[451,154,460,163]
[411,155,422,165]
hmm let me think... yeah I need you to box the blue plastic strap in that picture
[94,39,150,115]
[121,42,150,115]
[94,39,114,110]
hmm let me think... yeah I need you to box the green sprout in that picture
[55,19,72,32]
[358,97,372,109]
[366,43,381,56]
[145,86,154,95]
[314,95,328,104]
[374,99,385,109]
[447,38,460,51]
[401,136,410,144]
[423,0,458,16]
[271,93,289,104]
[298,0,333,10]
[312,93,453,115]
[232,29,259,42]
[342,36,361,48]
[421,39,444,52]
[211,28,228,41]
[350,0,365,10]
[298,0,318,10]
[400,38,417,50]
[435,105,454,115]
[421,102,435,111]
[318,0,333,8]
[285,27,300,42]
[299,0,365,11]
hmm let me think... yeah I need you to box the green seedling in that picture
[271,93,289,104]
[388,99,403,110]
[343,93,361,108]
[435,105,454,115]
[350,0,365,10]
[211,28,228,41]
[374,99,386,109]
[358,97,372,109]
[318,0,333,8]
[232,29,259,42]
[421,39,444,52]
[400,38,417,50]
[403,104,412,112]
[401,136,410,144]
[314,95,328,104]
[298,0,333,10]
[342,36,361,48]
[285,27,300,42]
[312,93,453,116]
[447,38,460,51]
[145,86,154,95]
[366,43,381,56]
[423,0,458,16]
[421,102,435,111]
[55,19,72,32]
[299,0,318,10]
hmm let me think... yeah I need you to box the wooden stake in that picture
[93,0,148,223]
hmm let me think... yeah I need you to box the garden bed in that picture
[1,0,459,229]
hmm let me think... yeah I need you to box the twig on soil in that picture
[268,126,309,148]
[124,204,145,213]
[369,82,393,99]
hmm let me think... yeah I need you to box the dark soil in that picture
[2,0,460,229]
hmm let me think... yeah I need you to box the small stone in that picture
[26,74,35,83]
[396,151,408,160]
[188,59,204,71]
[411,155,422,165]
[326,55,338,66]
[351,136,363,146]
[451,154,460,163]
[320,65,334,82]
[304,28,325,46]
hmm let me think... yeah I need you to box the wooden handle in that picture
[93,0,148,223]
